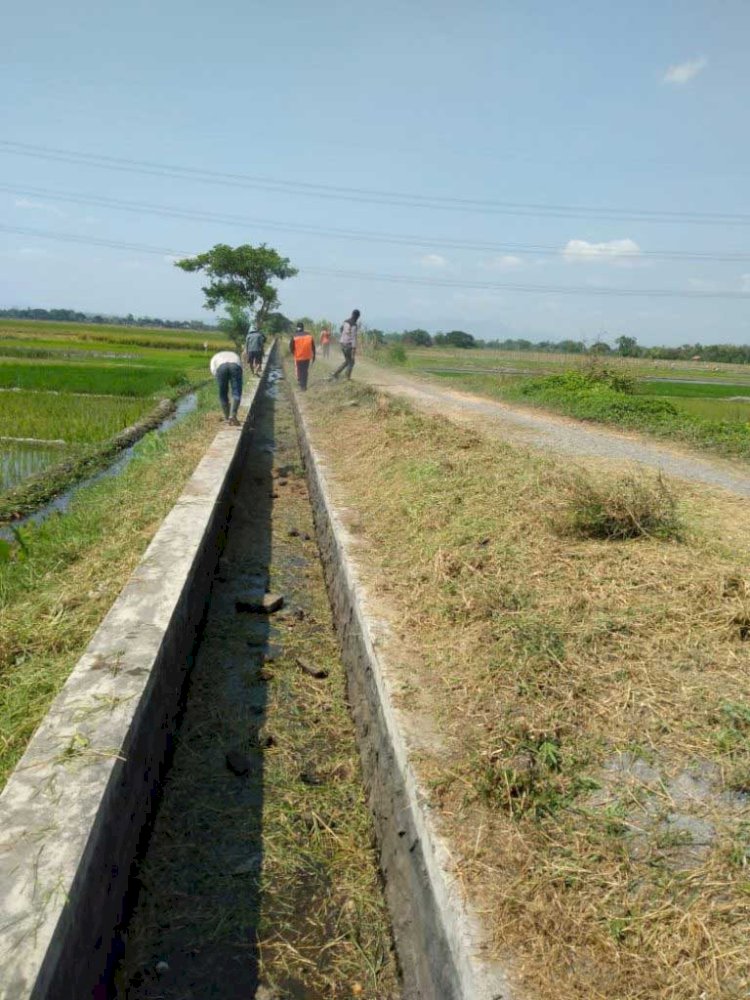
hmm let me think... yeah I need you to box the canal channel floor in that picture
[114,376,399,1000]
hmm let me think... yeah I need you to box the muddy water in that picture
[114,375,399,1000]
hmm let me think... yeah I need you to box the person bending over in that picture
[209,349,243,424]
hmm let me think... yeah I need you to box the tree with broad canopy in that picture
[175,244,297,335]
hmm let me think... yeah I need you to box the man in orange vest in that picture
[289,321,316,391]
[320,327,331,358]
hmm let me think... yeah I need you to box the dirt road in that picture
[320,356,750,498]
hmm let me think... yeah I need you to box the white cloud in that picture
[419,253,448,268]
[663,56,708,85]
[688,277,719,292]
[17,247,51,257]
[562,238,641,263]
[484,254,523,270]
[14,197,66,217]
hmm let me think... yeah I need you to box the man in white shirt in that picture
[209,350,243,425]
[330,309,361,381]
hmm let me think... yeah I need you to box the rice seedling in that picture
[0,391,153,444]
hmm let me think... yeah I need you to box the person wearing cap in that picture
[289,322,316,391]
[244,327,266,376]
[330,309,361,381]
[209,349,243,425]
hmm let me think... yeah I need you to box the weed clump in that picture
[558,472,682,541]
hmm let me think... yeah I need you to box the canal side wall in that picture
[0,349,275,1000]
[289,386,512,1000]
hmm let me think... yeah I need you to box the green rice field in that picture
[0,319,225,497]
[0,392,153,444]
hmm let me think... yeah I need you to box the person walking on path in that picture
[209,349,243,425]
[289,322,316,391]
[330,309,360,381]
[244,327,266,376]
[320,327,331,358]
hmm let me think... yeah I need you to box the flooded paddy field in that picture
[0,321,214,515]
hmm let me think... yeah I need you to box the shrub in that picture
[558,472,682,541]
[387,344,407,365]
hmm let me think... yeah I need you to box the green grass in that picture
[513,369,750,459]
[635,380,750,399]
[0,387,218,789]
[0,392,153,444]
[382,344,750,384]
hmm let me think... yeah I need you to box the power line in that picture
[3,181,749,263]
[3,223,749,300]
[2,139,750,226]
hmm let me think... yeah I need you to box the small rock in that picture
[270,492,279,499]
[155,960,170,975]
[302,533,312,541]
[300,769,324,786]
[255,986,280,1000]
[236,593,284,614]
[278,479,288,487]
[288,528,300,537]
[231,853,262,876]
[263,643,283,662]
[293,607,306,621]
[225,750,251,776]
[295,657,329,680]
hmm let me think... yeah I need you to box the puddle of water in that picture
[0,392,198,540]
[0,441,71,492]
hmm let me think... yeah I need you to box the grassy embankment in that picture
[302,380,750,999]
[0,385,221,789]
[378,345,750,463]
[385,344,750,384]
[0,321,221,518]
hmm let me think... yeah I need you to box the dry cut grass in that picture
[303,381,750,1000]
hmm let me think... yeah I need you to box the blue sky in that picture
[2,0,749,345]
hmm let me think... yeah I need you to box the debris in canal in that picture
[295,657,329,680]
[235,591,285,613]
[225,749,251,775]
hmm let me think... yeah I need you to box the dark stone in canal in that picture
[236,592,285,613]
[225,750,251,776]
[295,657,328,680]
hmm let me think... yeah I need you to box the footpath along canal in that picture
[114,372,399,999]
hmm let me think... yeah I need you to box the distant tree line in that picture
[0,307,217,331]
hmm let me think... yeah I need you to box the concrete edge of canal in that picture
[289,385,512,1000]
[0,347,276,1000]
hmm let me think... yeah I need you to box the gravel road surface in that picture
[343,359,750,499]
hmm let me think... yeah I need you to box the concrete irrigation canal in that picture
[0,352,504,1000]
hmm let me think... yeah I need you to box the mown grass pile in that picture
[303,380,750,999]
